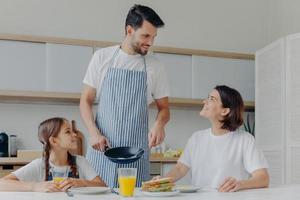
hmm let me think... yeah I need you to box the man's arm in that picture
[80,84,110,151]
[148,97,170,148]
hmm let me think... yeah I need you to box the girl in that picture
[0,117,106,192]
[158,85,269,192]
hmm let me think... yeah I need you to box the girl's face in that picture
[51,120,78,151]
[200,89,229,121]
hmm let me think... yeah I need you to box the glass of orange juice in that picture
[53,176,65,183]
[118,168,137,197]
[52,171,67,184]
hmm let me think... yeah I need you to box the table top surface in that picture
[0,184,300,200]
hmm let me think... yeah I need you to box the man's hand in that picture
[148,124,165,148]
[218,177,241,192]
[90,132,111,152]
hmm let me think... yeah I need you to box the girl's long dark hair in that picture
[38,117,77,181]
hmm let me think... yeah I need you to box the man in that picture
[80,4,170,187]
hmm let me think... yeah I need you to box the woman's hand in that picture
[218,177,241,192]
[32,181,62,192]
[59,178,85,192]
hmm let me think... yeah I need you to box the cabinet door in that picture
[161,163,191,185]
[46,43,93,93]
[154,53,192,98]
[0,40,46,91]
[263,150,284,186]
[255,39,285,149]
[192,56,254,101]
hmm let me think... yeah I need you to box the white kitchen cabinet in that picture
[256,32,300,185]
[154,53,192,98]
[0,40,46,91]
[46,43,93,93]
[192,56,254,101]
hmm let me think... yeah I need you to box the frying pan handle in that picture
[104,145,111,151]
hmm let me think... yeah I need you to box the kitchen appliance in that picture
[0,132,9,157]
[9,134,17,157]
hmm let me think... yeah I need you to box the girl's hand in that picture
[59,178,85,191]
[218,177,241,192]
[32,181,62,192]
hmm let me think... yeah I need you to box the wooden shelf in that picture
[0,33,254,60]
[0,90,254,111]
[150,154,178,163]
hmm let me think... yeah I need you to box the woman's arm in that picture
[163,162,190,182]
[0,173,61,192]
[218,168,269,192]
[59,176,106,191]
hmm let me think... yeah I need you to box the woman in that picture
[160,85,269,192]
[0,117,106,192]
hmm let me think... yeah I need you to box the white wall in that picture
[266,0,300,44]
[0,0,269,53]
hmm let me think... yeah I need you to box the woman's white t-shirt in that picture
[12,155,98,182]
[179,129,268,189]
[83,46,170,105]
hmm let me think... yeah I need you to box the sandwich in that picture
[142,177,174,192]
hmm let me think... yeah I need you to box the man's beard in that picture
[131,41,148,55]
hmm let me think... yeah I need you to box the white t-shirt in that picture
[13,155,98,182]
[83,46,170,105]
[179,128,268,189]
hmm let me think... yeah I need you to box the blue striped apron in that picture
[86,48,150,188]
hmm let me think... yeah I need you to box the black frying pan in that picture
[104,146,144,164]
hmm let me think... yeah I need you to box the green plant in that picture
[244,113,255,136]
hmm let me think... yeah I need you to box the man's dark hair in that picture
[215,85,244,131]
[125,4,164,33]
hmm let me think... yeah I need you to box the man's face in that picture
[127,20,158,55]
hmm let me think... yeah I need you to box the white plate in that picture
[69,187,111,194]
[141,190,179,197]
[175,185,200,193]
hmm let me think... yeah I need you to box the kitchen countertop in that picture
[0,185,299,200]
[0,157,33,165]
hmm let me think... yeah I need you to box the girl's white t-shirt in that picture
[178,128,268,189]
[83,46,170,105]
[12,155,98,181]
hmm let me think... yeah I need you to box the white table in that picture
[1,185,300,200]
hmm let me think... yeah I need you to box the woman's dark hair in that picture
[38,117,77,181]
[214,85,244,131]
[125,4,164,33]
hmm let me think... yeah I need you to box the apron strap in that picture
[47,155,79,180]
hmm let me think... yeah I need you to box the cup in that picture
[53,177,65,184]
[118,168,137,197]
[52,171,67,184]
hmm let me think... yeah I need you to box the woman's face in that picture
[53,121,78,151]
[200,89,229,121]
